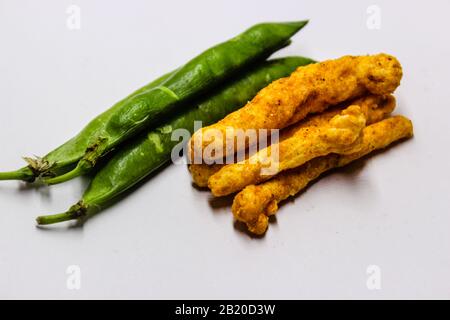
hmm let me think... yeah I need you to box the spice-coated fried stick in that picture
[189,164,224,188]
[208,105,368,196]
[190,54,402,162]
[189,94,396,187]
[232,115,413,235]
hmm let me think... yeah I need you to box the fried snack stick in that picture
[190,54,402,162]
[189,94,396,187]
[189,164,223,188]
[208,105,367,196]
[232,115,414,235]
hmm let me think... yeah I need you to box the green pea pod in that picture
[0,71,175,182]
[42,20,308,185]
[36,56,316,225]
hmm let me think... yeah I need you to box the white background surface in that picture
[0,0,449,299]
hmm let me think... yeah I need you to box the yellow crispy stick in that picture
[189,54,402,162]
[208,105,367,196]
[232,115,414,235]
[189,94,396,187]
[188,164,223,188]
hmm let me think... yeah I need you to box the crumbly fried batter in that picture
[208,105,367,196]
[189,94,396,187]
[232,115,414,235]
[188,163,223,188]
[189,54,402,162]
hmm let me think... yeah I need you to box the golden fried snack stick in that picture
[190,54,402,162]
[287,94,396,133]
[189,94,396,187]
[208,105,367,196]
[232,115,414,235]
[188,164,223,188]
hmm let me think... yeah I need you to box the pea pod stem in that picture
[0,170,26,180]
[43,167,83,185]
[0,168,34,182]
[44,159,93,185]
[36,202,87,225]
[36,212,76,225]
[44,138,108,184]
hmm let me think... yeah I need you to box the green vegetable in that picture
[0,71,175,182]
[36,56,316,225]
[42,20,309,185]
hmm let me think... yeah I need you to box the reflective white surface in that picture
[0,0,449,299]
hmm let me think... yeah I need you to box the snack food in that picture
[208,105,367,196]
[232,116,413,235]
[189,94,396,187]
[190,54,402,162]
